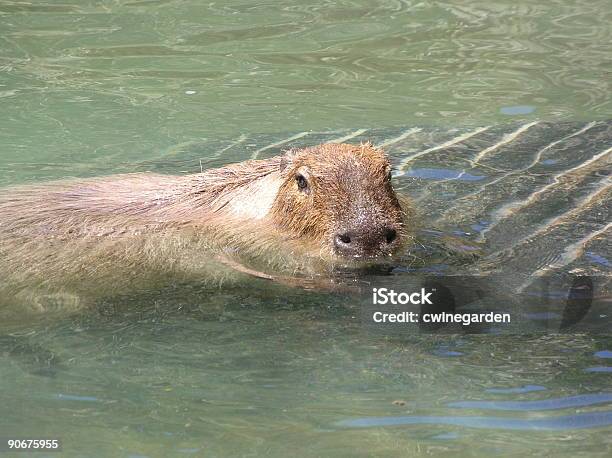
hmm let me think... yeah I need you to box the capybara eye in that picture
[296,174,308,191]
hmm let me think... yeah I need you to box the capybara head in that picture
[270,143,413,262]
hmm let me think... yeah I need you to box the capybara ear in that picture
[279,150,297,173]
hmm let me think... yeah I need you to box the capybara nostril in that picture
[335,232,352,246]
[384,228,397,244]
[334,231,357,256]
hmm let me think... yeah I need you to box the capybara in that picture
[0,143,415,316]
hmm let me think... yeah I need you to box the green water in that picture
[1,1,611,457]
[1,0,611,184]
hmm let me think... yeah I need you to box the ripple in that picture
[586,252,610,267]
[500,105,536,115]
[54,393,100,402]
[447,393,612,411]
[336,411,612,431]
[585,367,612,373]
[402,168,486,181]
[485,385,547,394]
[0,3,80,13]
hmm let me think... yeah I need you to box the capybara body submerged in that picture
[0,143,415,315]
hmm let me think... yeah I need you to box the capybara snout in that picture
[333,221,400,259]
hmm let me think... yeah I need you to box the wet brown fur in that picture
[0,143,415,317]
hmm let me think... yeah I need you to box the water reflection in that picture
[337,411,612,431]
[448,393,612,411]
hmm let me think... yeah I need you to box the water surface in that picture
[0,1,611,457]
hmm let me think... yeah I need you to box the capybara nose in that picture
[334,225,398,257]
[334,231,355,255]
[384,227,397,244]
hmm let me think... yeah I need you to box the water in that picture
[1,1,611,456]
